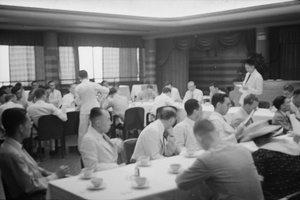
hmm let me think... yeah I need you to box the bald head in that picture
[193,119,219,150]
[187,81,196,92]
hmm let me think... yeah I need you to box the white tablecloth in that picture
[131,84,158,101]
[47,155,200,200]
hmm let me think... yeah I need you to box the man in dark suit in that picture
[272,95,292,134]
[0,108,70,200]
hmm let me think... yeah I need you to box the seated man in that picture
[290,89,300,120]
[209,82,225,101]
[0,90,7,105]
[131,106,177,160]
[136,84,157,102]
[183,81,203,103]
[62,83,78,111]
[103,88,128,122]
[231,94,259,129]
[164,81,182,102]
[208,93,244,143]
[176,119,264,200]
[11,86,29,109]
[283,83,294,100]
[80,108,125,171]
[0,108,69,200]
[48,81,62,108]
[174,99,203,153]
[27,88,67,154]
[151,87,175,115]
[241,121,300,199]
[272,95,292,134]
[27,81,39,102]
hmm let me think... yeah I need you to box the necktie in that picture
[245,73,251,84]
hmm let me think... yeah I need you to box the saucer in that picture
[136,161,151,167]
[87,182,106,190]
[182,152,197,158]
[168,168,182,174]
[131,180,150,189]
[79,173,95,180]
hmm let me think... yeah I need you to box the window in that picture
[0,45,9,86]
[59,47,76,84]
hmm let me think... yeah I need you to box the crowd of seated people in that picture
[2,73,300,200]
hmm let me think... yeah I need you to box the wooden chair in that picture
[122,107,145,140]
[37,115,65,161]
[63,111,79,136]
[123,138,138,164]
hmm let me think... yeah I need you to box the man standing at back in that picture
[76,70,109,148]
[176,119,264,200]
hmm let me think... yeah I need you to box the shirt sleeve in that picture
[175,157,210,190]
[143,129,165,160]
[174,124,186,153]
[95,84,109,95]
[52,105,67,122]
[248,74,263,95]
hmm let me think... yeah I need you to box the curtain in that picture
[9,46,35,85]
[119,48,138,81]
[0,30,43,46]
[103,48,120,82]
[280,43,300,79]
[59,47,76,84]
[34,46,45,84]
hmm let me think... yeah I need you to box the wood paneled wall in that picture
[189,42,248,95]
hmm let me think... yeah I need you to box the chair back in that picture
[123,138,138,164]
[258,101,270,109]
[123,107,144,139]
[38,115,64,141]
[63,111,79,136]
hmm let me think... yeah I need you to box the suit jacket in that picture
[80,126,120,171]
[0,138,56,199]
[75,79,109,115]
[131,120,176,160]
[272,110,292,132]
[231,107,253,129]
[239,69,263,105]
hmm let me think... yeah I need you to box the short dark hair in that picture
[11,86,22,95]
[79,70,88,79]
[194,119,215,136]
[0,90,7,97]
[101,80,108,86]
[90,107,106,120]
[245,59,255,67]
[293,89,300,97]
[283,84,294,92]
[48,80,54,85]
[0,86,8,92]
[244,94,259,106]
[15,82,22,87]
[162,87,171,94]
[185,99,200,116]
[209,82,219,88]
[164,81,172,86]
[146,84,153,89]
[2,108,27,137]
[159,106,177,120]
[31,81,38,86]
[43,85,50,90]
[108,88,117,95]
[34,88,45,99]
[211,93,229,108]
[273,96,286,110]
[4,94,15,102]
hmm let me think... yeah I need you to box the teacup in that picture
[139,156,150,165]
[186,149,196,156]
[81,168,94,178]
[170,164,181,172]
[135,177,147,187]
[91,177,103,188]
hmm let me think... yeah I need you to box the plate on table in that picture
[86,182,106,190]
[79,173,95,180]
[136,161,151,167]
[131,181,150,189]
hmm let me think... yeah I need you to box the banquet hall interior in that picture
[0,0,300,199]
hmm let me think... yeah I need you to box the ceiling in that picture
[0,1,300,39]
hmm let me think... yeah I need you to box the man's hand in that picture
[235,125,245,141]
[55,165,70,178]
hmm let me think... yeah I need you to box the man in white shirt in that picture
[208,93,244,143]
[27,88,67,154]
[231,94,258,129]
[75,70,109,148]
[80,108,125,171]
[174,99,203,153]
[290,89,300,120]
[48,81,62,108]
[164,81,182,102]
[131,106,177,161]
[151,87,175,115]
[62,83,78,111]
[209,82,226,102]
[183,81,203,103]
[239,59,263,105]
